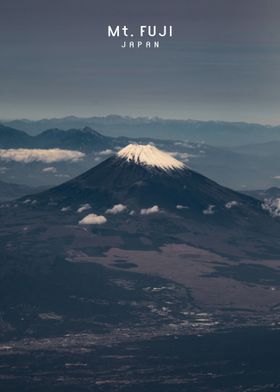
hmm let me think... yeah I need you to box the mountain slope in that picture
[38,144,260,220]
[0,124,31,148]
[0,180,49,201]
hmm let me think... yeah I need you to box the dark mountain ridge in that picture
[2,123,280,191]
[0,124,110,151]
[4,116,280,146]
[0,124,32,148]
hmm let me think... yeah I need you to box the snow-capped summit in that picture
[117,144,185,171]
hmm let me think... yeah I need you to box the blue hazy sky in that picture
[0,0,280,124]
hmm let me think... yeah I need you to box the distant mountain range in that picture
[3,115,280,146]
[244,187,280,201]
[1,123,280,190]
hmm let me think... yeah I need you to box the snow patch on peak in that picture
[117,144,186,171]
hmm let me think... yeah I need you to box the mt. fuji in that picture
[33,143,262,221]
[6,143,278,260]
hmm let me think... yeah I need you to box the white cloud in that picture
[140,205,160,215]
[203,205,215,215]
[77,203,91,213]
[272,176,280,179]
[79,213,107,225]
[98,149,114,156]
[262,198,280,217]
[42,166,57,173]
[106,204,127,214]
[225,201,238,209]
[176,204,189,209]
[0,148,85,163]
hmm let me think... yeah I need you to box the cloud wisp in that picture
[98,149,114,156]
[42,166,57,173]
[61,206,71,212]
[225,201,238,209]
[140,205,160,215]
[77,203,91,213]
[106,204,127,214]
[203,205,215,215]
[176,204,189,210]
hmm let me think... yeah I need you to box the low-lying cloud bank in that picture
[79,213,107,225]
[0,148,85,163]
